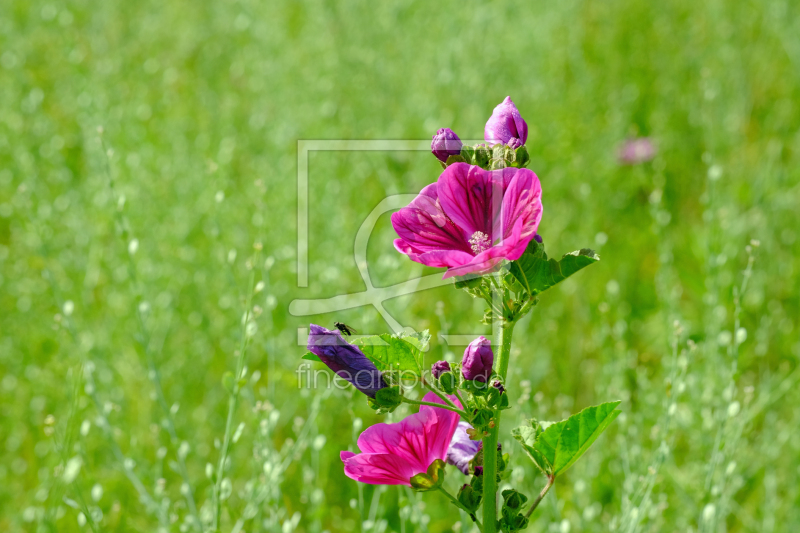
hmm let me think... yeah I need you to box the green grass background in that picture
[1,0,799,531]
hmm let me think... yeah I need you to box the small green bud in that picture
[457,484,482,513]
[502,489,528,510]
[512,145,530,168]
[439,372,456,394]
[367,386,402,414]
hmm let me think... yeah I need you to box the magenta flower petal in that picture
[498,167,543,243]
[436,163,502,236]
[392,162,543,279]
[441,217,525,279]
[391,182,469,255]
[340,392,461,486]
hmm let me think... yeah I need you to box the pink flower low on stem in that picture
[340,392,461,485]
[392,162,543,279]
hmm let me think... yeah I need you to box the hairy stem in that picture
[482,319,516,533]
[525,475,555,518]
[422,381,460,410]
[402,397,468,418]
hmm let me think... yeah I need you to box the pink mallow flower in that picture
[391,162,543,279]
[340,392,461,485]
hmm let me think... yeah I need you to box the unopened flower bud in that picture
[474,465,484,476]
[484,96,528,147]
[431,128,463,163]
[492,380,505,394]
[431,360,451,379]
[461,336,494,382]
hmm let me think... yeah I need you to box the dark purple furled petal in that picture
[307,324,387,398]
[431,360,451,379]
[484,96,528,146]
[447,421,482,475]
[431,128,463,163]
[461,336,494,382]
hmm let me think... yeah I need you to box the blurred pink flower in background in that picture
[618,137,656,164]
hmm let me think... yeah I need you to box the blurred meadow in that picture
[2,0,800,531]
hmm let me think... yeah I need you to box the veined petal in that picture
[344,392,461,486]
[391,182,469,254]
[497,167,542,242]
[341,451,420,486]
[437,163,503,237]
[442,217,527,279]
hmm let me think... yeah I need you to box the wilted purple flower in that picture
[484,96,528,147]
[474,465,484,476]
[461,336,494,382]
[431,360,451,379]
[618,137,656,165]
[431,128,463,163]
[307,324,387,398]
[447,421,482,475]
[492,380,505,394]
[391,163,543,279]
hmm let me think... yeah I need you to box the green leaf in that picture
[509,240,599,296]
[353,334,422,378]
[533,401,621,476]
[301,351,321,362]
[398,329,431,353]
[512,424,551,475]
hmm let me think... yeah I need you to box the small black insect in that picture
[334,321,357,336]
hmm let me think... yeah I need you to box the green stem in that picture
[525,475,555,518]
[481,319,515,533]
[402,397,468,418]
[212,256,258,531]
[438,487,483,532]
[423,381,459,410]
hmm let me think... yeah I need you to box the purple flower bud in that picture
[484,96,528,147]
[474,465,484,476]
[507,138,523,150]
[307,324,387,398]
[618,137,656,165]
[431,128,463,163]
[431,360,451,379]
[534,233,543,243]
[492,380,505,394]
[461,336,494,382]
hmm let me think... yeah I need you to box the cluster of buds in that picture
[430,96,531,170]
